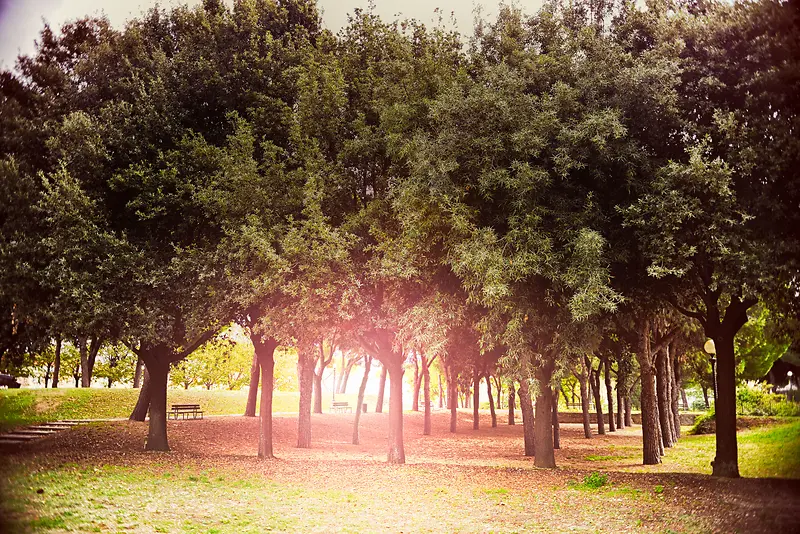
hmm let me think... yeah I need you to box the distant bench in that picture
[169,404,204,420]
[331,401,352,413]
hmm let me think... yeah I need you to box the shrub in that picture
[736,382,800,417]
[689,405,716,435]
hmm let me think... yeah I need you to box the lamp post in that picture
[788,370,794,401]
[332,365,336,403]
[704,339,718,407]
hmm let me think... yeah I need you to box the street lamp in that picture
[788,370,794,401]
[704,339,718,407]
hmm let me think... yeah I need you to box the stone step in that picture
[0,438,27,446]
[58,420,86,424]
[2,433,40,441]
[29,424,71,430]
[13,429,58,436]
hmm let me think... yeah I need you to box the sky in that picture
[0,0,518,70]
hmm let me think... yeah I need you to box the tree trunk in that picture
[508,384,516,425]
[438,373,443,409]
[671,352,681,441]
[637,320,662,465]
[702,386,710,409]
[133,357,143,389]
[616,383,625,430]
[375,366,387,413]
[313,370,324,414]
[254,336,277,458]
[52,337,62,388]
[386,358,405,464]
[144,357,169,451]
[518,380,535,457]
[552,385,560,450]
[493,376,502,410]
[656,348,675,448]
[472,367,480,430]
[336,353,346,393]
[448,364,458,433]
[340,356,357,394]
[603,357,615,432]
[625,396,632,427]
[130,368,151,421]
[578,360,592,439]
[712,331,740,478]
[412,353,421,412]
[296,346,315,449]
[44,362,51,388]
[244,352,259,417]
[486,374,497,428]
[588,358,605,435]
[534,362,556,468]
[681,389,689,411]
[422,354,432,435]
[78,336,89,387]
[353,356,372,444]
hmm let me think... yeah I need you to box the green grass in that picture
[661,419,800,478]
[0,388,379,431]
[1,463,365,534]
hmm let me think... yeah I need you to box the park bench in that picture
[169,404,204,420]
[331,401,352,413]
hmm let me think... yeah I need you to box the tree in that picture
[93,344,137,388]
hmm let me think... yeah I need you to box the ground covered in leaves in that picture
[1,410,798,533]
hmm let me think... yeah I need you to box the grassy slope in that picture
[0,389,378,431]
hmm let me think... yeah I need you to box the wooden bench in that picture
[169,404,204,420]
[331,401,352,413]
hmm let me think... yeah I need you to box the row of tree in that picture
[1,0,797,476]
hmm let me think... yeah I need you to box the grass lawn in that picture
[0,388,379,431]
[1,410,798,533]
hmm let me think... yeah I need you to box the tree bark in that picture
[472,366,480,430]
[656,347,675,448]
[412,353,421,412]
[144,357,169,451]
[603,356,615,432]
[671,351,681,441]
[386,358,405,464]
[588,357,605,435]
[296,345,315,449]
[702,386,710,409]
[447,363,458,433]
[130,367,151,421]
[254,336,277,458]
[616,382,625,430]
[52,337,62,388]
[336,353,346,393]
[78,336,88,387]
[438,373,443,409]
[508,383,516,425]
[313,369,324,414]
[422,353,432,435]
[339,355,357,394]
[133,357,143,389]
[578,360,592,438]
[518,380,535,457]
[637,320,662,465]
[625,396,632,427]
[353,356,372,444]
[375,365,387,413]
[244,352,259,417]
[534,362,556,468]
[493,376,502,410]
[552,385,560,450]
[486,374,497,428]
[711,330,740,477]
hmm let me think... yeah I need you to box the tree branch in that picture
[174,328,219,361]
